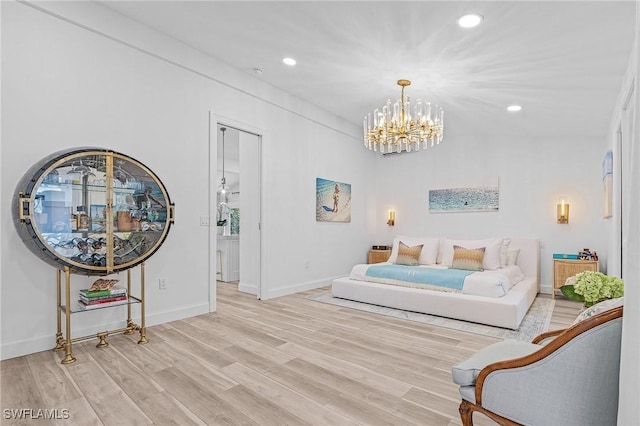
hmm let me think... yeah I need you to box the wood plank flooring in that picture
[0,282,581,425]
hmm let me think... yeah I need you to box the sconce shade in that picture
[557,199,569,224]
[387,209,395,226]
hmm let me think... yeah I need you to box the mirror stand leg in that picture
[138,262,148,344]
[96,332,109,348]
[61,267,76,364]
[53,269,65,351]
[124,269,134,335]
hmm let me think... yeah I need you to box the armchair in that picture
[452,306,623,426]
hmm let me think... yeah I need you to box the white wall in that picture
[372,133,609,293]
[0,1,370,359]
[2,11,637,418]
[610,2,640,423]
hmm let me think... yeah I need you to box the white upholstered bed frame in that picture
[331,238,540,330]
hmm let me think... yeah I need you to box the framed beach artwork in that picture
[603,150,613,219]
[316,177,351,222]
[429,177,499,213]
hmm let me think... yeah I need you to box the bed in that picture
[332,237,540,329]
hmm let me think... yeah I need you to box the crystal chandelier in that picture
[363,79,444,154]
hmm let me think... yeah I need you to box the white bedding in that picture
[332,237,540,329]
[349,263,524,298]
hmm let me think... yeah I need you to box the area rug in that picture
[306,292,555,341]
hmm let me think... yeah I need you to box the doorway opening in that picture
[209,113,264,312]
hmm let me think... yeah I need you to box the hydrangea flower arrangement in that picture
[560,271,624,307]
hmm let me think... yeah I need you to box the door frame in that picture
[208,112,267,311]
[615,82,635,279]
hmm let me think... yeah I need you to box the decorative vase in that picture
[217,226,223,235]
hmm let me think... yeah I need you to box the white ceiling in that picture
[101,1,636,138]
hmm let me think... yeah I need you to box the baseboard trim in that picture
[238,283,257,295]
[0,302,209,361]
[262,276,343,300]
[146,302,210,326]
[539,284,553,295]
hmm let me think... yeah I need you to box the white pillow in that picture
[499,237,512,267]
[436,236,446,264]
[441,238,503,270]
[388,235,440,265]
[573,297,624,324]
[506,249,520,266]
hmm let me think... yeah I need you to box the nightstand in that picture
[368,249,391,264]
[553,259,599,298]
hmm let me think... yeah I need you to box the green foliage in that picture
[216,219,227,226]
[561,271,624,307]
[560,284,585,303]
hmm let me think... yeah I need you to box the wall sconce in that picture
[387,209,395,226]
[557,197,569,224]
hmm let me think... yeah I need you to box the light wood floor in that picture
[1,283,581,426]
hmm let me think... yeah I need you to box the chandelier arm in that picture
[400,84,406,129]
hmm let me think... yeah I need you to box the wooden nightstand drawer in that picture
[368,249,391,264]
[553,259,599,298]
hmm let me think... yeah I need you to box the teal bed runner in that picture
[365,265,474,290]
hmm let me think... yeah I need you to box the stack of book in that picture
[78,280,128,310]
[553,253,579,259]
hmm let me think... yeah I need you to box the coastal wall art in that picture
[428,177,499,213]
[603,150,613,219]
[316,177,351,222]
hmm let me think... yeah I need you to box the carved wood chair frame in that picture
[458,306,624,426]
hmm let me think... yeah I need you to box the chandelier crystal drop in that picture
[363,79,444,154]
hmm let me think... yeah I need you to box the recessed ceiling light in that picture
[282,57,297,66]
[507,105,523,112]
[457,14,483,28]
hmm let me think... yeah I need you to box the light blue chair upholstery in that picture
[452,306,623,426]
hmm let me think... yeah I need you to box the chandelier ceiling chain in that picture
[363,79,444,154]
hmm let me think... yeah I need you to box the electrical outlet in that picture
[159,277,168,290]
[200,216,210,226]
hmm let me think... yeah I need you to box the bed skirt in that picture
[331,276,538,330]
